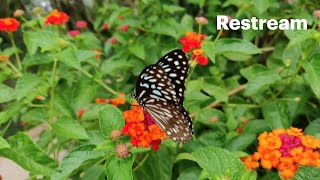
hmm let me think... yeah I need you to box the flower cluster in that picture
[122,102,167,150]
[95,93,125,106]
[45,9,69,25]
[241,128,320,179]
[0,55,10,61]
[179,32,208,65]
[0,18,20,32]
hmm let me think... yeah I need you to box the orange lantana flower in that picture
[109,93,125,106]
[45,9,69,25]
[0,18,20,32]
[286,127,303,137]
[242,127,320,179]
[122,102,167,150]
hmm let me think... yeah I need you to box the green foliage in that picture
[1,0,320,179]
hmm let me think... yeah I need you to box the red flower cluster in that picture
[0,18,20,32]
[179,32,208,65]
[242,128,320,179]
[68,30,80,37]
[122,102,167,150]
[119,24,129,32]
[76,20,87,29]
[45,9,69,25]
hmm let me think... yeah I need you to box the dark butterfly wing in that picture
[144,98,192,142]
[135,64,179,105]
[156,49,189,104]
[134,49,193,142]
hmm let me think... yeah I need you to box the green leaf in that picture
[215,38,261,55]
[0,84,15,103]
[293,166,320,180]
[98,105,125,139]
[253,0,270,14]
[162,4,185,14]
[0,102,24,126]
[23,31,58,55]
[57,47,82,70]
[202,83,228,102]
[134,145,175,180]
[244,119,272,134]
[22,53,53,67]
[241,65,281,95]
[106,155,134,180]
[241,170,257,180]
[72,78,97,111]
[0,132,56,175]
[301,56,320,99]
[53,117,89,139]
[225,133,256,151]
[262,101,291,129]
[304,119,320,136]
[176,153,196,162]
[15,73,41,100]
[284,30,314,46]
[177,167,202,180]
[201,41,215,63]
[82,165,105,180]
[0,137,10,149]
[129,43,145,60]
[51,145,105,180]
[176,147,246,179]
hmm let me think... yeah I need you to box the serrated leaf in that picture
[241,65,281,95]
[53,117,89,139]
[176,153,196,162]
[225,133,256,151]
[15,73,41,100]
[262,101,291,129]
[106,155,133,180]
[243,119,271,134]
[301,56,320,99]
[304,119,320,136]
[57,47,82,70]
[51,145,105,180]
[202,83,228,102]
[82,165,105,180]
[0,132,56,175]
[98,105,125,138]
[215,38,261,55]
[176,147,246,179]
[23,31,58,55]
[202,41,216,63]
[241,170,257,180]
[284,30,314,46]
[293,166,320,180]
[0,84,15,103]
[129,43,145,60]
[134,145,175,180]
[0,137,10,149]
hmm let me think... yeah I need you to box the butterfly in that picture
[132,49,193,142]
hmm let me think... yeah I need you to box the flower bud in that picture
[32,7,44,15]
[109,37,118,44]
[314,10,320,19]
[195,16,208,25]
[115,144,130,158]
[13,9,25,17]
[110,130,122,141]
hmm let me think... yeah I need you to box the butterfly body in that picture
[133,49,193,142]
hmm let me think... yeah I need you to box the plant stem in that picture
[0,120,12,136]
[5,60,22,77]
[8,32,22,70]
[213,29,223,45]
[226,103,260,108]
[49,58,58,160]
[133,153,149,171]
[80,70,118,95]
